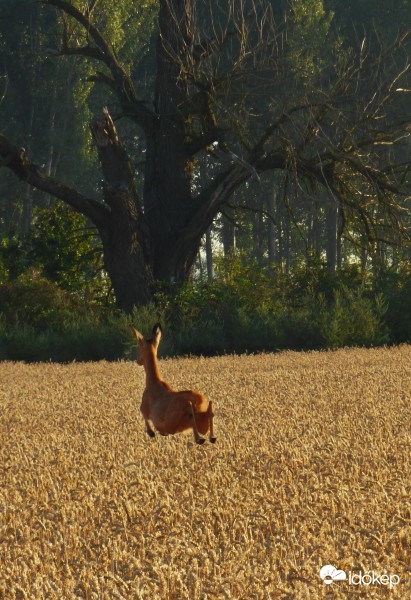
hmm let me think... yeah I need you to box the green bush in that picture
[0,269,126,361]
[320,287,389,348]
[0,233,29,282]
[0,321,128,362]
[153,256,389,355]
[0,270,79,331]
[378,266,411,343]
[0,254,405,361]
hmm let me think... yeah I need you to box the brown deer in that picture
[131,324,216,444]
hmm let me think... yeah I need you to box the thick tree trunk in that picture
[144,128,195,283]
[90,110,155,311]
[102,226,154,312]
[142,0,195,283]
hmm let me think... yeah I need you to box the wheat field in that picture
[0,346,410,599]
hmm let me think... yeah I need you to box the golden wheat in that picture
[0,346,410,599]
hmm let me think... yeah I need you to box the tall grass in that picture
[1,346,409,597]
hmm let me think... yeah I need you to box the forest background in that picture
[0,0,410,361]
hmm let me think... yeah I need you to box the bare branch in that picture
[44,0,113,59]
[0,134,110,229]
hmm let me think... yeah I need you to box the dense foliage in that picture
[0,251,409,361]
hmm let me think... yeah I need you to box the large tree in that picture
[0,0,409,311]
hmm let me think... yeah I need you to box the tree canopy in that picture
[0,0,410,311]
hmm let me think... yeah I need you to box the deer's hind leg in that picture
[189,403,206,445]
[208,401,216,443]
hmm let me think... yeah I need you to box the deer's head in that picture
[130,323,162,366]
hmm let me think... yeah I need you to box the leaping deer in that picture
[131,324,216,444]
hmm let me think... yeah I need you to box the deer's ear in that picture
[152,323,162,346]
[130,326,144,343]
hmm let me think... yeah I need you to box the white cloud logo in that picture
[320,565,347,585]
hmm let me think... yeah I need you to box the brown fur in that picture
[131,324,216,444]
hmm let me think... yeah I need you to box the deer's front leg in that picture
[144,418,155,438]
[141,400,155,439]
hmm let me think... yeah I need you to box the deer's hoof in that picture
[210,437,217,444]
[147,430,155,438]
[196,438,206,445]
